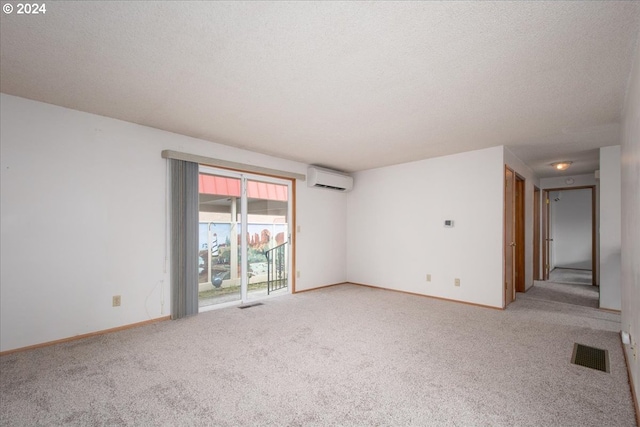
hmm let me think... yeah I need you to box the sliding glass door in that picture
[198,172,242,308]
[198,167,291,309]
[245,178,290,301]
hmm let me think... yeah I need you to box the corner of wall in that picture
[620,29,640,414]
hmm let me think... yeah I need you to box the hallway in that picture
[549,267,593,286]
[524,269,598,309]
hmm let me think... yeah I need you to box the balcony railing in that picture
[265,242,287,294]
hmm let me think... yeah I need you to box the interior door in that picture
[504,167,516,306]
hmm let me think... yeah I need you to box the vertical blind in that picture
[170,159,199,319]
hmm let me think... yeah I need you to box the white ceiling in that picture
[1,2,639,177]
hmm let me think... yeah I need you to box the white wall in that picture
[295,185,348,289]
[346,146,504,308]
[0,94,347,352]
[599,146,622,311]
[620,34,640,406]
[504,147,539,291]
[540,173,597,189]
[549,188,592,270]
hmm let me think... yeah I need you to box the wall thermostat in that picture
[444,220,454,228]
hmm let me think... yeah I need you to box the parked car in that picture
[212,271,228,288]
[212,269,254,288]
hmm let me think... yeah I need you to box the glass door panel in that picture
[198,172,241,308]
[245,179,290,300]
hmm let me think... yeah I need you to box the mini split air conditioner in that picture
[307,166,354,192]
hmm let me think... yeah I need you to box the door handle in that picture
[510,242,516,247]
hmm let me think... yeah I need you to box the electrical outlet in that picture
[426,274,431,282]
[112,295,121,307]
[454,278,460,287]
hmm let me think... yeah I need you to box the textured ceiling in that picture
[1,2,639,177]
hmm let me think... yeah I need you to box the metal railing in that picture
[265,242,287,294]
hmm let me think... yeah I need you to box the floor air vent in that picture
[571,343,609,373]
[238,302,264,309]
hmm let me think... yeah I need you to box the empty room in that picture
[1,2,639,426]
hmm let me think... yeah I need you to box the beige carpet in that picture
[0,283,635,426]
[549,268,593,286]
[524,279,599,309]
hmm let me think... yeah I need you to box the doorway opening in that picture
[197,167,293,310]
[543,186,596,285]
[539,186,598,308]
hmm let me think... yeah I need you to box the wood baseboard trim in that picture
[599,307,622,314]
[553,267,593,272]
[293,282,347,294]
[0,316,171,356]
[621,338,640,427]
[347,282,503,310]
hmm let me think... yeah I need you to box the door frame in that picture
[504,166,526,306]
[542,185,596,285]
[504,166,516,307]
[515,175,525,293]
[533,186,541,281]
[543,190,550,280]
[198,165,295,308]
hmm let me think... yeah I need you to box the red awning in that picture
[199,174,288,202]
[199,175,241,197]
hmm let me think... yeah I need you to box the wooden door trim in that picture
[515,175,525,293]
[543,189,550,280]
[291,179,297,293]
[590,186,596,286]
[503,166,516,307]
[533,186,541,281]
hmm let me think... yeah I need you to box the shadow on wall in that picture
[599,250,621,310]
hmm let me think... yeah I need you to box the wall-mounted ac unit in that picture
[307,166,354,192]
